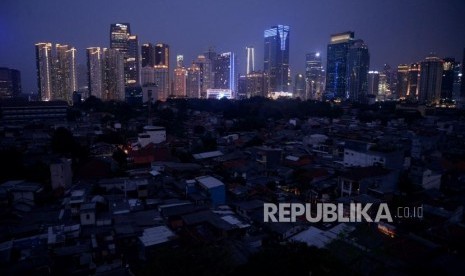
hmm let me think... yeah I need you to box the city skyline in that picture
[1,0,465,94]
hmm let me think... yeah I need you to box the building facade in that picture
[35,42,53,101]
[305,52,324,100]
[86,47,103,99]
[294,73,305,99]
[174,55,187,98]
[0,67,21,99]
[245,71,269,98]
[407,63,420,99]
[187,63,201,98]
[264,25,290,92]
[102,48,125,101]
[367,71,379,96]
[214,52,236,94]
[194,55,213,98]
[325,31,354,100]
[419,54,443,104]
[154,65,170,101]
[53,44,77,103]
[346,40,369,102]
[141,43,155,68]
[246,47,255,75]
[396,64,409,99]
[110,23,139,87]
[441,58,455,99]
[36,42,76,103]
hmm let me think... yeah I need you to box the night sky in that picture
[1,0,465,94]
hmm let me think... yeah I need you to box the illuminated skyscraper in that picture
[407,63,420,98]
[325,31,354,100]
[294,74,305,99]
[154,65,170,101]
[152,43,170,99]
[187,63,201,98]
[419,54,443,103]
[378,72,389,100]
[87,47,103,98]
[102,48,125,101]
[177,54,184,68]
[382,64,396,98]
[141,66,155,86]
[453,62,462,100]
[367,71,379,96]
[110,23,139,86]
[194,55,213,98]
[35,42,53,101]
[174,55,187,97]
[36,42,76,103]
[264,25,290,92]
[245,71,269,98]
[214,52,236,93]
[346,40,370,102]
[461,48,465,99]
[305,52,324,100]
[246,47,255,74]
[0,68,21,99]
[237,75,247,99]
[54,44,77,103]
[155,43,170,67]
[441,58,455,99]
[126,35,140,86]
[174,68,187,97]
[396,64,409,99]
[110,23,130,52]
[141,43,155,67]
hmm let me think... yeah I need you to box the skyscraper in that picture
[110,23,139,86]
[155,43,170,67]
[294,74,305,99]
[36,42,76,103]
[35,42,53,101]
[214,52,236,93]
[246,47,255,74]
[407,63,420,98]
[461,48,465,99]
[396,64,409,99]
[153,43,170,99]
[174,68,187,98]
[177,54,184,68]
[382,64,396,98]
[194,55,213,98]
[453,62,462,100]
[110,23,130,52]
[441,58,455,99]
[325,31,354,100]
[154,65,170,100]
[53,44,77,103]
[346,40,370,102]
[378,73,389,100]
[245,71,269,98]
[0,68,21,99]
[87,47,103,98]
[305,52,324,100]
[102,48,125,101]
[187,63,201,98]
[141,66,155,86]
[264,25,290,92]
[126,35,140,86]
[237,75,247,99]
[141,43,155,67]
[419,54,443,103]
[367,71,380,96]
